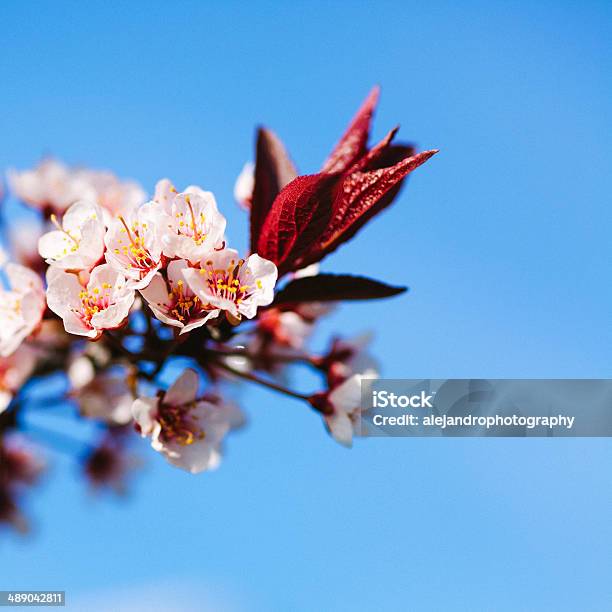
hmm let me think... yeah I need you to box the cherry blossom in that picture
[83,433,136,494]
[132,369,243,473]
[152,178,207,209]
[182,248,278,321]
[0,346,38,413]
[7,159,96,214]
[104,202,165,289]
[257,309,312,349]
[71,369,135,425]
[0,262,46,357]
[7,158,145,216]
[319,333,379,387]
[310,369,378,447]
[75,169,145,217]
[139,259,220,333]
[46,264,135,339]
[38,200,105,270]
[0,88,435,528]
[153,181,227,262]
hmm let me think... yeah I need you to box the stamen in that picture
[50,214,79,247]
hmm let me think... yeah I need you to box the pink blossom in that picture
[0,262,46,357]
[182,248,278,321]
[7,159,145,216]
[46,264,135,339]
[132,369,244,473]
[38,200,105,270]
[152,179,227,263]
[139,259,220,334]
[310,369,377,447]
[104,202,165,289]
[0,345,38,413]
[71,368,134,425]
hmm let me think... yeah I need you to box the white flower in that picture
[318,369,377,448]
[0,262,46,357]
[139,259,220,334]
[46,264,135,339]
[233,162,254,209]
[257,309,312,349]
[104,202,165,289]
[153,178,207,210]
[182,248,278,321]
[0,345,38,413]
[72,369,134,425]
[7,159,145,216]
[132,368,244,473]
[7,159,96,213]
[153,180,227,262]
[325,333,379,386]
[75,169,145,217]
[38,200,105,270]
[8,220,45,270]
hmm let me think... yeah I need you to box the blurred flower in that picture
[7,159,96,215]
[8,219,46,273]
[0,261,45,357]
[83,430,137,494]
[71,369,134,425]
[256,309,312,350]
[0,436,44,532]
[0,345,38,413]
[46,264,135,339]
[319,333,379,387]
[76,169,145,217]
[132,369,244,473]
[309,369,377,447]
[7,158,145,216]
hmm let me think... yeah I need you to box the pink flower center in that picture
[75,283,113,324]
[174,195,208,246]
[163,279,214,324]
[113,217,157,277]
[197,258,262,306]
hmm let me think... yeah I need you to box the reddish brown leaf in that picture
[321,86,380,174]
[250,128,298,251]
[273,273,407,305]
[304,149,439,265]
[255,173,337,271]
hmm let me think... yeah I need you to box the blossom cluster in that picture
[0,88,436,531]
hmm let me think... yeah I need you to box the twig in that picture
[208,357,309,401]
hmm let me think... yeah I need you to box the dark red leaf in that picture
[300,149,438,266]
[321,86,380,174]
[273,274,407,305]
[250,128,298,252]
[255,173,337,271]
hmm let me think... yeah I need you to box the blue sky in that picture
[1,1,611,610]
